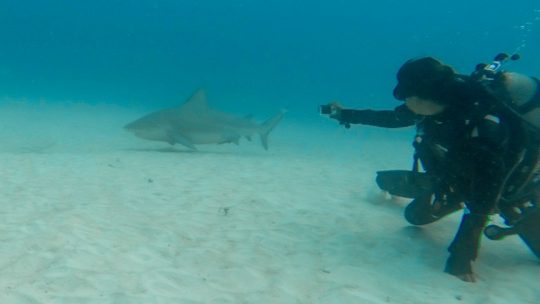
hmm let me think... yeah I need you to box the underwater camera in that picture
[319,104,333,115]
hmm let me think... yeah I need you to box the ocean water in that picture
[0,1,539,303]
[1,0,539,114]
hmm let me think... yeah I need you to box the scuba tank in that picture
[472,53,540,133]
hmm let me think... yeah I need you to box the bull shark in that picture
[124,89,284,150]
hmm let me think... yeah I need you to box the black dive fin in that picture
[376,170,435,198]
[485,208,540,259]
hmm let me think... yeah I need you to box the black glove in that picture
[325,102,351,128]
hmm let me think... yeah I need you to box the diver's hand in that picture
[327,101,343,120]
[444,255,476,283]
[325,102,351,128]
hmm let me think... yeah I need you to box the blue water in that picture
[0,0,539,117]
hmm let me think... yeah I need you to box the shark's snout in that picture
[123,121,145,138]
[124,120,144,132]
[123,121,135,130]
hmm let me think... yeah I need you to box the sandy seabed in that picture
[0,101,537,304]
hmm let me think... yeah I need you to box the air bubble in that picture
[512,9,540,54]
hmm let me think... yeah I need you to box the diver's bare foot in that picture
[444,256,476,283]
[454,272,476,283]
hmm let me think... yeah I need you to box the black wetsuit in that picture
[338,84,534,275]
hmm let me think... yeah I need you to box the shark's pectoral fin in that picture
[168,132,197,150]
[219,136,240,145]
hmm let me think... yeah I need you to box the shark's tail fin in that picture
[259,110,286,150]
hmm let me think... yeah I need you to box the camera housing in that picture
[320,104,332,115]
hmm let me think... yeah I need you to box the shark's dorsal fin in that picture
[178,89,209,114]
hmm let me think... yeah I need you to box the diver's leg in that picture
[496,179,540,258]
[517,208,540,259]
[445,212,488,282]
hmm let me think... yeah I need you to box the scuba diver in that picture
[322,55,540,282]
